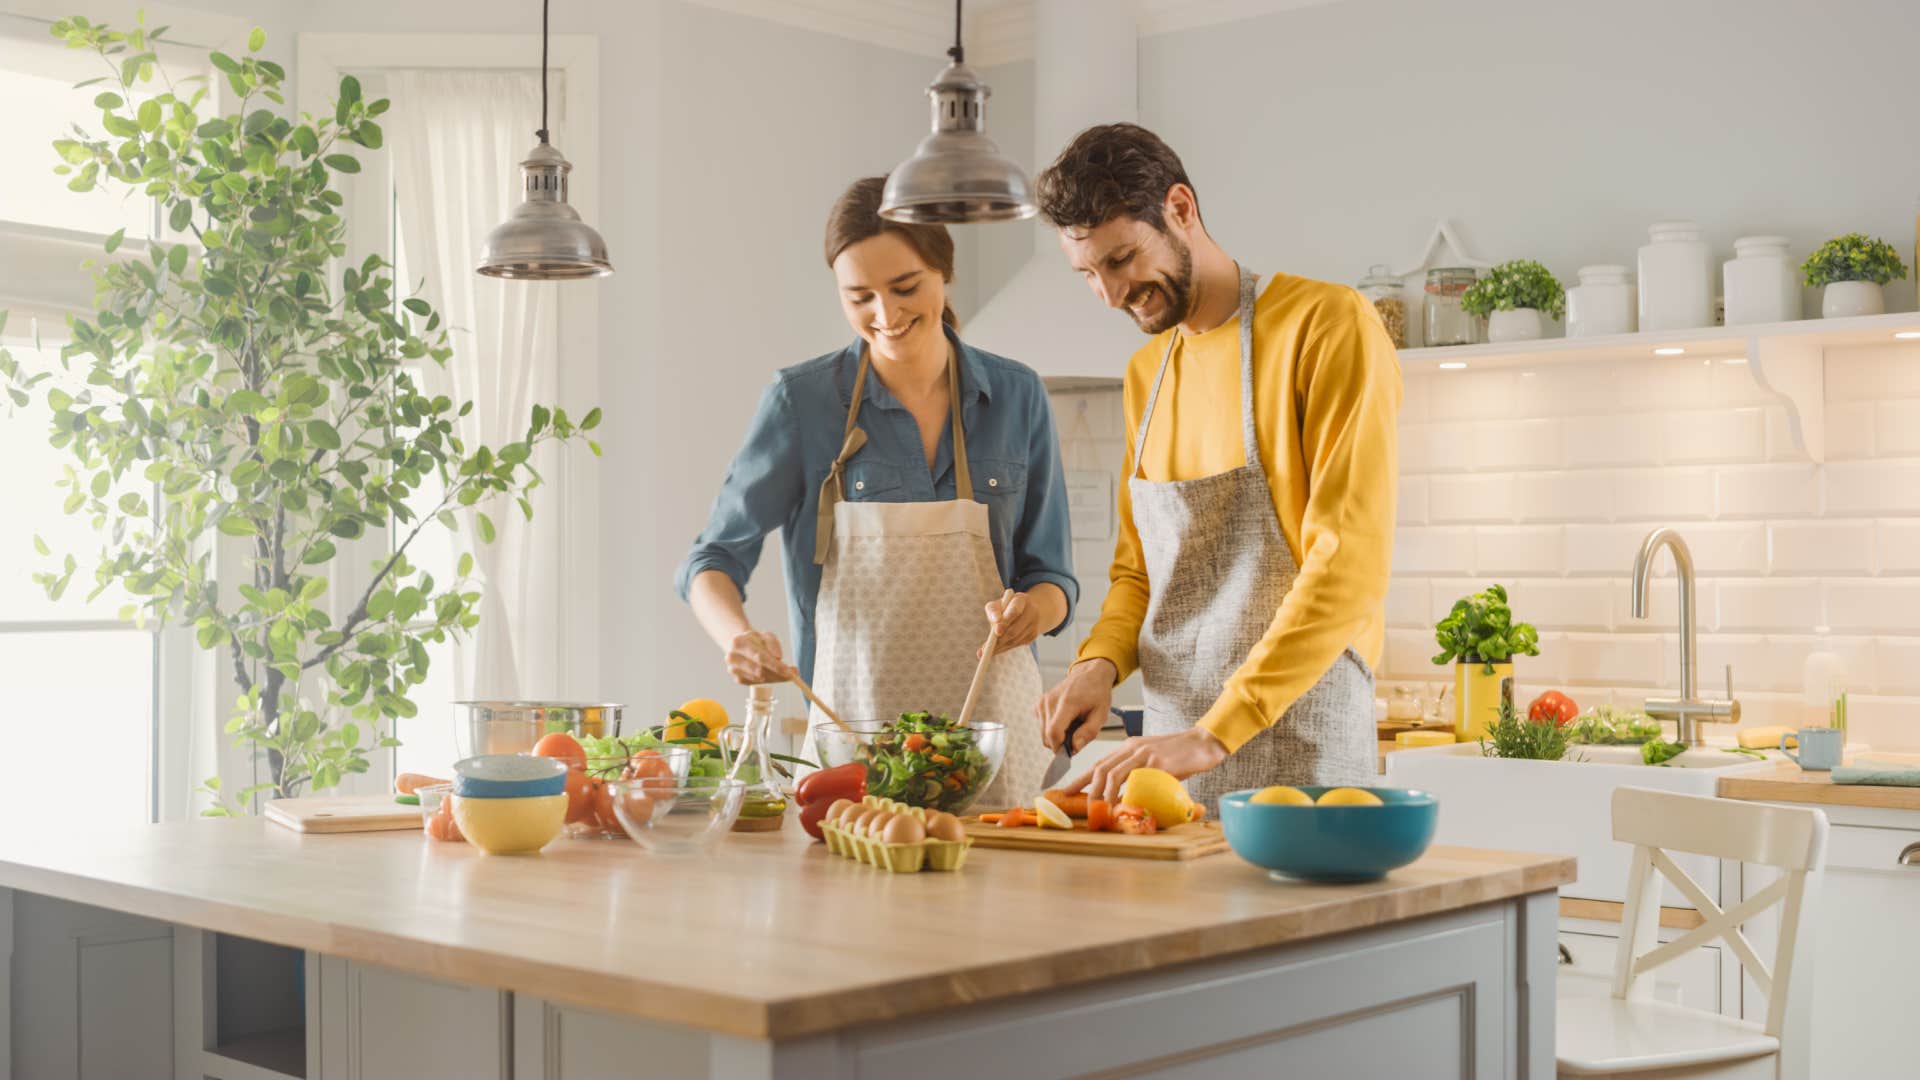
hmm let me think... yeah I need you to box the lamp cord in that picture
[536,0,551,143]
[948,0,963,64]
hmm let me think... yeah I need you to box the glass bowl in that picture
[565,745,693,840]
[608,775,745,856]
[810,719,1006,815]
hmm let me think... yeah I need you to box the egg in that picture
[825,798,856,824]
[924,811,965,843]
[864,810,896,838]
[881,815,927,846]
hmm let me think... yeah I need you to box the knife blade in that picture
[1041,717,1083,790]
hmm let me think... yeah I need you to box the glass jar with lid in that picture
[1424,267,1479,347]
[1356,264,1407,348]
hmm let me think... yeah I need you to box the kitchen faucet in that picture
[1631,527,1740,747]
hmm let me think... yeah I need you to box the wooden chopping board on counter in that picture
[264,794,422,834]
[961,818,1229,861]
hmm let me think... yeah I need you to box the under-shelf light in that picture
[1653,346,1686,356]
[1894,330,1920,340]
[1438,361,1468,370]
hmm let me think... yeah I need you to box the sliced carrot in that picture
[904,734,929,752]
[1189,802,1208,822]
[979,812,1004,823]
[1041,790,1090,818]
[929,754,952,765]
[996,808,1028,828]
[1087,798,1113,833]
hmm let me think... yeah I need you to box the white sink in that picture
[1385,742,1778,907]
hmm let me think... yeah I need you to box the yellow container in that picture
[1454,661,1514,741]
[451,793,567,854]
[1396,729,1456,748]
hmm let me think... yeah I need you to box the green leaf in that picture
[218,515,256,537]
[168,200,191,232]
[248,26,265,51]
[209,52,240,74]
[457,552,474,577]
[323,153,360,174]
[303,539,336,565]
[167,243,187,274]
[137,98,161,131]
[292,126,318,157]
[93,91,124,108]
[340,74,361,104]
[401,297,429,316]
[104,227,125,253]
[581,407,601,430]
[33,534,49,557]
[476,512,495,544]
[307,419,341,449]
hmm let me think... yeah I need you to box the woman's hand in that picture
[983,583,1068,655]
[1064,728,1228,805]
[724,629,794,686]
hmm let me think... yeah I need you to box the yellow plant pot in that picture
[1454,661,1515,741]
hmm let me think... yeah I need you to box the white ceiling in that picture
[682,0,1346,65]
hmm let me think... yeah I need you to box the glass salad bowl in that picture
[811,714,1006,815]
[608,775,745,856]
[564,744,693,840]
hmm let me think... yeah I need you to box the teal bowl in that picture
[1218,786,1438,883]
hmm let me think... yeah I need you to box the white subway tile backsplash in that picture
[1559,632,1667,686]
[1611,579,1717,635]
[1769,522,1873,574]
[1513,365,1628,418]
[1827,461,1920,515]
[1475,526,1566,575]
[1430,474,1516,523]
[1715,464,1820,518]
[1399,375,1433,424]
[1878,399,1920,457]
[1392,528,1475,575]
[1664,408,1766,464]
[1504,579,1612,630]
[1567,524,1653,576]
[1384,579,1429,628]
[1514,472,1614,524]
[1611,468,1715,521]
[1473,419,1565,471]
[1818,402,1877,461]
[1524,633,1570,684]
[1831,695,1920,757]
[1400,423,1473,475]
[1565,414,1665,468]
[1877,637,1920,695]
[1655,359,1717,411]
[1826,344,1920,402]
[1717,580,1823,632]
[1878,520,1920,574]
[1691,635,1773,692]
[1827,581,1920,633]
[1397,476,1429,526]
[1426,579,1484,625]
[1384,628,1437,676]
[1707,358,1774,407]
[1676,523,1768,575]
[1430,370,1517,422]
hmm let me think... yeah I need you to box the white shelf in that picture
[1398,311,1920,464]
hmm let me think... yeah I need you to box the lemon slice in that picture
[1033,796,1073,830]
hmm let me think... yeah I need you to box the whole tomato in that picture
[1528,690,1580,727]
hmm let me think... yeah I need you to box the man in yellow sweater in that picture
[1032,124,1402,809]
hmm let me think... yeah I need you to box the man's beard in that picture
[1124,231,1194,335]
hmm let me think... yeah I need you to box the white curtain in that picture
[388,70,577,702]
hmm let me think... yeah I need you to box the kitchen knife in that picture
[1041,717,1084,790]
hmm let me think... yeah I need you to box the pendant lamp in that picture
[878,0,1036,225]
[476,0,612,279]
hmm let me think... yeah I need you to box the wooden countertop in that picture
[0,820,1571,1040]
[1717,753,1920,811]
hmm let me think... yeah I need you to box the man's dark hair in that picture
[1035,123,1197,233]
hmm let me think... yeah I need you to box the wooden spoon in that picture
[958,589,1016,728]
[790,672,851,733]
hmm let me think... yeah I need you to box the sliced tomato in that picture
[1112,804,1159,835]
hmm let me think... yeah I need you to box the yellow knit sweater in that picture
[1076,273,1403,752]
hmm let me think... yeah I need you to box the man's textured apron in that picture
[1133,268,1375,808]
[805,347,1048,808]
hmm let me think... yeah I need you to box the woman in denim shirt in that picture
[677,177,1077,802]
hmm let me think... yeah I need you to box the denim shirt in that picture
[675,327,1079,683]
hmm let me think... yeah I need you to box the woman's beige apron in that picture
[1132,268,1376,809]
[805,347,1048,808]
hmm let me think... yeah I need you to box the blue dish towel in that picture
[1832,761,1920,787]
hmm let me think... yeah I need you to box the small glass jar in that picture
[1566,264,1636,337]
[728,684,788,832]
[1356,264,1407,348]
[1424,267,1479,347]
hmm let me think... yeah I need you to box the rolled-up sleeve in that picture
[1011,390,1079,634]
[674,379,804,603]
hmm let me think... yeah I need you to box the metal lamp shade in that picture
[476,141,612,280]
[880,61,1035,225]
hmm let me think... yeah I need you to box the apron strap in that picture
[813,345,973,565]
[1131,265,1261,476]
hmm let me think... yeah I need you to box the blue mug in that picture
[1781,727,1843,771]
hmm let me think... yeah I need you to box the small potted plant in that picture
[1432,585,1540,740]
[1802,233,1907,318]
[1460,259,1565,342]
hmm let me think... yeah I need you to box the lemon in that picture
[1316,787,1384,807]
[1250,785,1314,806]
[1033,797,1073,830]
[667,698,731,745]
[1120,768,1194,828]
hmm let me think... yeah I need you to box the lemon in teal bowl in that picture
[1218,786,1438,883]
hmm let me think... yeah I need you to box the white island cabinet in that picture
[3,819,1574,1080]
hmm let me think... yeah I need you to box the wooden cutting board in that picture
[264,795,422,834]
[961,818,1229,860]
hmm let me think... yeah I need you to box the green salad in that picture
[1565,706,1663,746]
[856,711,992,812]
[576,731,727,781]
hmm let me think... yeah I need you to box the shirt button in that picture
[988,478,999,488]
[855,481,865,491]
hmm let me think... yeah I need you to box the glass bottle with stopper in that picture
[728,684,789,831]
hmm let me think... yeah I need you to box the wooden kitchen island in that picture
[0,819,1571,1080]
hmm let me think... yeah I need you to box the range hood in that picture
[963,0,1145,383]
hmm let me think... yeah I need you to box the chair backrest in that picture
[1608,786,1828,1037]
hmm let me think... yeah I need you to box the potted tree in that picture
[1802,233,1907,317]
[0,17,602,812]
[1431,585,1540,741]
[1461,259,1564,343]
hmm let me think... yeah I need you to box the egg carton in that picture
[821,796,970,873]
